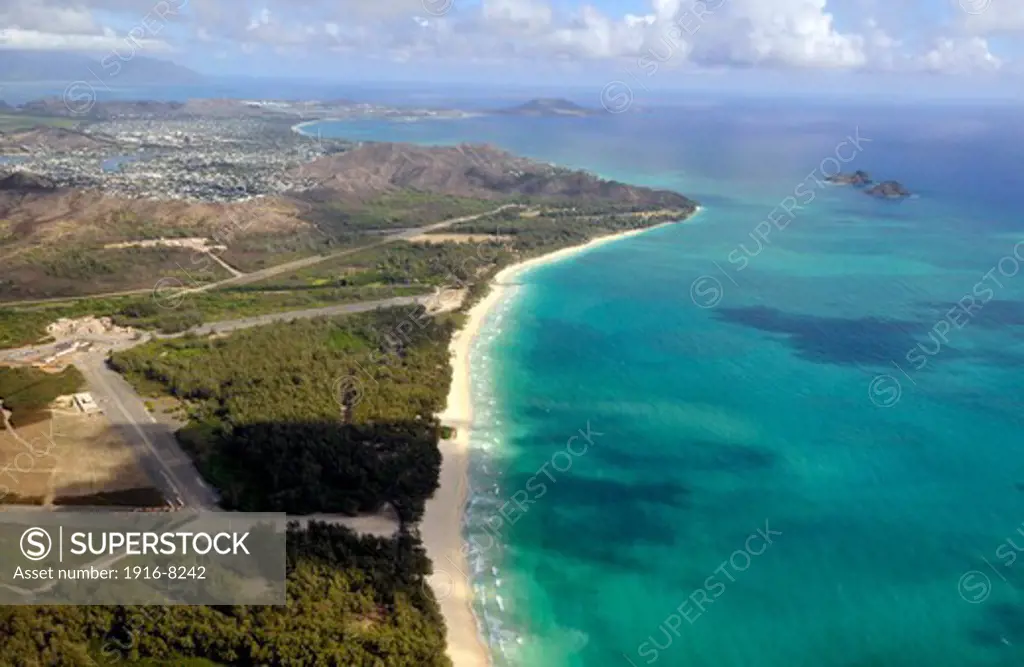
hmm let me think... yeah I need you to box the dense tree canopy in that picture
[0,523,450,667]
[110,307,454,522]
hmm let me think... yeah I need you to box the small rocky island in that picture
[865,180,912,199]
[495,98,598,117]
[826,170,872,186]
[827,170,911,198]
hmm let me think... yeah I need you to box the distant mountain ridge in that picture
[0,50,202,85]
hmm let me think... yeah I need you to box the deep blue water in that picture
[309,102,1024,667]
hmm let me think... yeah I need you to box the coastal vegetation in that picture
[251,203,693,295]
[109,307,453,522]
[0,522,451,667]
[437,203,689,250]
[0,283,430,347]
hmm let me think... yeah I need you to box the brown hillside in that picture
[0,127,118,153]
[293,142,695,208]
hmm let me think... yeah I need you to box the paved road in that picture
[75,355,219,509]
[0,295,434,362]
[167,295,427,337]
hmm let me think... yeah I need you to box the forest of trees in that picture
[0,523,450,667]
[109,307,454,523]
[438,204,691,252]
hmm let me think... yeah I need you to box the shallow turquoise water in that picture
[314,101,1024,667]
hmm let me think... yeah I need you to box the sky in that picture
[0,0,1021,98]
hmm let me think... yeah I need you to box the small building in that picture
[73,393,100,414]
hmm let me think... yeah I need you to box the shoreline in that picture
[421,208,701,667]
[291,112,486,137]
[291,119,322,135]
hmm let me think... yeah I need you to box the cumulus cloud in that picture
[683,0,866,68]
[856,17,1002,74]
[0,0,185,52]
[0,26,172,51]
[917,36,1002,73]
[0,4,97,34]
[0,0,1015,76]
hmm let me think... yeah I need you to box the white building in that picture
[73,393,100,414]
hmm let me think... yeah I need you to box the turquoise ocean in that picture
[311,99,1024,667]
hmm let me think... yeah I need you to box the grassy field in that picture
[0,366,85,425]
[0,283,432,349]
[0,113,78,132]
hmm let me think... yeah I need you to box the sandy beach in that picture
[290,119,322,135]
[421,212,698,667]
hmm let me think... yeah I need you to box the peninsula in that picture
[0,98,697,667]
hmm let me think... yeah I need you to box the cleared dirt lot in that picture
[0,408,162,506]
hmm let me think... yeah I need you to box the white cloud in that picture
[429,0,871,70]
[482,0,554,33]
[0,0,1015,76]
[0,26,171,51]
[0,4,97,34]
[686,0,867,68]
[917,36,1002,73]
